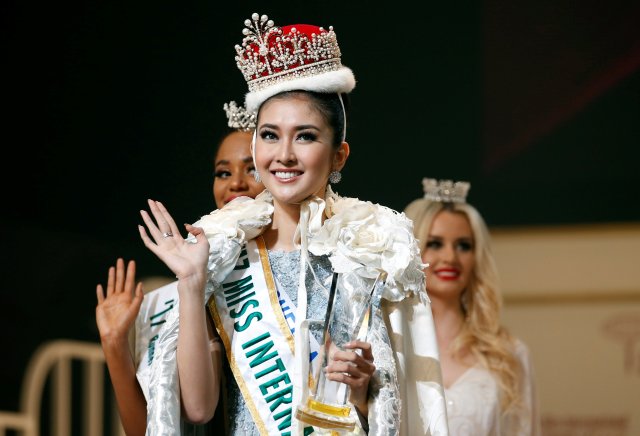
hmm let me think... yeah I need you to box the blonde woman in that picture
[404,178,540,436]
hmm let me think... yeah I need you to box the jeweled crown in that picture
[223,100,256,131]
[422,178,471,203]
[234,13,356,113]
[236,13,342,91]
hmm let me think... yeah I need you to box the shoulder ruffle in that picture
[190,190,274,285]
[192,190,274,242]
[188,187,425,302]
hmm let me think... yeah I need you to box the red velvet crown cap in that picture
[235,13,355,112]
[239,23,335,81]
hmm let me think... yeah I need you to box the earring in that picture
[254,171,261,183]
[329,170,342,184]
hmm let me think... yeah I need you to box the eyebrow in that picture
[427,235,474,241]
[260,123,320,131]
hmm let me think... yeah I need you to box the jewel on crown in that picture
[223,101,257,131]
[422,178,471,203]
[235,13,343,92]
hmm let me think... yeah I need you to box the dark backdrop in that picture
[2,0,639,411]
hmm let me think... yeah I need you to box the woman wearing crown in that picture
[115,13,449,435]
[404,178,540,435]
[95,101,264,436]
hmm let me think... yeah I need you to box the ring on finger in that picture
[162,231,173,238]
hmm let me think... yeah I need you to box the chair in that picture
[0,339,124,436]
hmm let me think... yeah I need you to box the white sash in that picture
[272,270,322,367]
[208,237,319,435]
[134,280,179,401]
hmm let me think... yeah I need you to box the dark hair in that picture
[259,91,350,148]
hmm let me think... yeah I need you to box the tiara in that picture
[422,178,471,203]
[234,13,356,112]
[223,101,257,131]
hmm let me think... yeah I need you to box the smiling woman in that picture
[404,177,541,436]
[422,211,476,300]
[212,128,264,208]
[123,11,450,436]
[253,91,349,246]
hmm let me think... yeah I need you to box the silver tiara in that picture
[422,178,471,203]
[223,100,257,131]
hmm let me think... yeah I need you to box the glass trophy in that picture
[295,270,387,433]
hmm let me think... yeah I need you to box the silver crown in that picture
[422,178,471,203]
[234,13,343,92]
[223,101,257,131]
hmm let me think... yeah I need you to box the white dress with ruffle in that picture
[444,340,540,436]
[135,188,450,436]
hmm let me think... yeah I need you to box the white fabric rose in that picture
[186,190,274,284]
[192,190,273,243]
[309,192,426,302]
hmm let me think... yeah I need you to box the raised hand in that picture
[324,340,376,415]
[96,258,143,342]
[139,199,220,422]
[138,199,210,282]
[96,258,148,436]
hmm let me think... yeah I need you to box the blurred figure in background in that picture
[404,177,541,435]
[95,102,263,436]
[213,101,264,208]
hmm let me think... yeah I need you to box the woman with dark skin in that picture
[96,121,263,436]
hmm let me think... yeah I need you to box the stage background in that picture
[2,1,639,434]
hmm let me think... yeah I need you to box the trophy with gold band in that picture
[295,271,387,432]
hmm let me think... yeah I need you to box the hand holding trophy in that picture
[296,271,387,433]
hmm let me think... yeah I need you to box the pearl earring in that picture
[254,171,261,183]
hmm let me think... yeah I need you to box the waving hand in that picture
[138,199,210,282]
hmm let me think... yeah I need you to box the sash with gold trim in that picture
[208,237,319,435]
